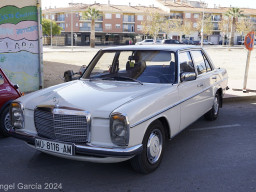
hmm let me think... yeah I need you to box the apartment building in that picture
[42,0,256,45]
[43,3,165,45]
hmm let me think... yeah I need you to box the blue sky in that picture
[41,0,256,9]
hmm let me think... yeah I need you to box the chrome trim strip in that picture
[9,130,142,157]
[130,77,228,128]
[75,144,143,157]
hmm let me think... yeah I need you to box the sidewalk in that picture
[224,79,256,102]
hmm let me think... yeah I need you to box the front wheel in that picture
[204,93,220,121]
[0,107,12,137]
[130,120,165,174]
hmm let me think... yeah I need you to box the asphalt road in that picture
[0,100,256,192]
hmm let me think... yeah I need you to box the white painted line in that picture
[190,124,241,131]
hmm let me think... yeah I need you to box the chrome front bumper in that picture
[9,130,143,158]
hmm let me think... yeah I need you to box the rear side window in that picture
[179,52,195,73]
[0,74,4,85]
[190,50,207,75]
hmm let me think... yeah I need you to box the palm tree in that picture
[225,7,244,46]
[82,8,100,48]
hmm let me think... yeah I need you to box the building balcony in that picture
[79,27,103,32]
[213,27,220,30]
[123,19,135,23]
[79,16,103,22]
[123,29,135,33]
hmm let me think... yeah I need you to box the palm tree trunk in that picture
[231,17,236,46]
[90,19,95,48]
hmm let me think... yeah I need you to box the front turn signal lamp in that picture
[10,102,24,129]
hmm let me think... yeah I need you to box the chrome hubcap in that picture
[4,113,12,131]
[147,129,163,164]
[213,96,219,116]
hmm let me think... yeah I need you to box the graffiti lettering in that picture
[15,11,37,19]
[0,38,38,53]
[0,13,14,22]
[16,25,38,35]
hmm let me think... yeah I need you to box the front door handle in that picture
[212,76,217,80]
[197,83,204,87]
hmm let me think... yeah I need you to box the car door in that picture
[190,50,216,114]
[178,51,205,131]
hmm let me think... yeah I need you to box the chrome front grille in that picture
[34,107,89,143]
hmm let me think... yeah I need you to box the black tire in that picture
[130,120,166,174]
[204,93,220,121]
[0,106,12,137]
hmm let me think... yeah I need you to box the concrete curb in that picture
[223,95,256,102]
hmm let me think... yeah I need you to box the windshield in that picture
[82,50,177,84]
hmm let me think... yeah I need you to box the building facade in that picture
[42,0,256,45]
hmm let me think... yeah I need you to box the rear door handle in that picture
[197,83,204,87]
[212,76,217,80]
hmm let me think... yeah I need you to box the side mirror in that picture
[180,72,197,82]
[64,70,74,82]
[13,84,19,89]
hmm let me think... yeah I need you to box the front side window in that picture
[179,52,195,73]
[82,50,176,84]
[190,50,207,75]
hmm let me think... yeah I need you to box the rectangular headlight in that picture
[10,102,24,129]
[110,113,129,146]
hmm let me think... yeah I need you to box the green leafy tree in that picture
[196,14,214,42]
[42,18,62,36]
[219,15,231,46]
[225,7,244,45]
[236,17,254,40]
[142,11,163,41]
[82,8,101,48]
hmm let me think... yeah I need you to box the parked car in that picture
[182,39,194,45]
[0,68,22,137]
[203,40,214,45]
[135,39,154,45]
[192,40,200,45]
[162,39,182,44]
[10,45,228,173]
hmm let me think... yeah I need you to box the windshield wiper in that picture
[102,76,143,85]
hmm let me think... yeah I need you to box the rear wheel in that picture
[204,93,220,121]
[130,120,165,174]
[0,107,12,137]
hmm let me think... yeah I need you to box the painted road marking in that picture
[190,124,241,131]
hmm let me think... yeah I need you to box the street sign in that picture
[243,31,255,92]
[244,31,255,51]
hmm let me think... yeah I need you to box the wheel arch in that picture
[216,88,223,108]
[0,100,13,115]
[157,117,171,140]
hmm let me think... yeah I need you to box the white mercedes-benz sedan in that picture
[10,45,228,173]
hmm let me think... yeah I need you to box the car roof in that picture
[102,45,199,52]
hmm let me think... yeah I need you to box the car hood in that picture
[19,80,164,118]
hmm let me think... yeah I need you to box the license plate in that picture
[35,139,73,156]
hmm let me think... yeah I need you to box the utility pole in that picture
[200,3,205,47]
[71,2,73,51]
[50,14,52,47]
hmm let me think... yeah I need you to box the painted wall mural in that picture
[0,0,42,92]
